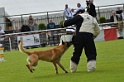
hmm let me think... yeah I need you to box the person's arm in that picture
[90,4,96,17]
[27,26,31,31]
[93,18,100,38]
[47,24,49,29]
[20,26,23,32]
[53,23,56,28]
[2,30,5,34]
[116,15,119,21]
[63,15,83,27]
[110,16,113,22]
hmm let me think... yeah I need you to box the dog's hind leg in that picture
[26,55,38,73]
[53,62,58,74]
[57,62,68,73]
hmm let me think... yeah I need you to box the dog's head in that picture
[59,34,73,48]
[62,40,72,48]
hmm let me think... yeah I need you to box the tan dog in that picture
[18,38,71,74]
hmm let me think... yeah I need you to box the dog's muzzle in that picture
[66,41,72,47]
[60,34,73,45]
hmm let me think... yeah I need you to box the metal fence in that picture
[0,28,66,51]
[0,21,124,51]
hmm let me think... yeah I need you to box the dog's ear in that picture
[18,40,21,43]
[62,40,65,45]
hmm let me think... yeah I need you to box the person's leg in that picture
[85,40,97,61]
[70,42,83,72]
[84,36,97,72]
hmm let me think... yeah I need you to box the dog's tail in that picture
[18,38,30,55]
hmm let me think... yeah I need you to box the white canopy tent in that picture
[0,0,124,16]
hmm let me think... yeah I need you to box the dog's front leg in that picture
[57,62,68,73]
[53,62,58,74]
[26,64,35,73]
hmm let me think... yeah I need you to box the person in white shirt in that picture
[121,11,124,20]
[63,4,71,20]
[76,3,84,12]
[69,8,76,18]
[0,26,5,34]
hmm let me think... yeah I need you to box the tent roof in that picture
[0,0,123,16]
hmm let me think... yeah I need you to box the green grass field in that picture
[0,39,124,82]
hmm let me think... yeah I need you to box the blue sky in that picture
[0,0,123,15]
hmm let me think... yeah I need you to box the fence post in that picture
[47,12,49,26]
[8,36,12,51]
[21,15,23,27]
[97,7,100,19]
[123,4,124,11]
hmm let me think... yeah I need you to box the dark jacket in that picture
[13,29,20,33]
[47,22,56,29]
[20,25,31,32]
[87,3,97,17]
[116,10,122,14]
[110,15,119,22]
[64,15,83,35]
[63,13,100,43]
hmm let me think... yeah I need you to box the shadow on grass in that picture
[33,72,70,79]
[32,70,98,79]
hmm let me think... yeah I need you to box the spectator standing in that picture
[32,20,39,31]
[61,9,100,72]
[28,15,34,31]
[20,21,31,32]
[69,8,76,18]
[116,7,123,19]
[86,0,97,18]
[63,4,71,20]
[76,3,84,12]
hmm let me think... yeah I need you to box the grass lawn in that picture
[0,39,124,82]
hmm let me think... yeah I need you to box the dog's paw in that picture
[65,71,68,73]
[30,70,33,73]
[32,69,35,71]
[26,65,35,73]
[30,69,35,73]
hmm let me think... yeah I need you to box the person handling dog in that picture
[61,9,100,72]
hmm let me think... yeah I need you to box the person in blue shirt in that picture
[47,19,57,46]
[47,19,56,29]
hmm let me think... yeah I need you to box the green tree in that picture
[38,22,46,30]
[99,17,106,23]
